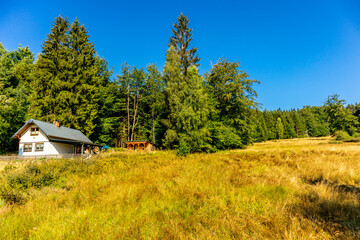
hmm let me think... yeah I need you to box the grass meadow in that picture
[1,137,360,239]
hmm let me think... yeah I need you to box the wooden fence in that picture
[0,154,91,161]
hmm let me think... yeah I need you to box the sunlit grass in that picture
[1,138,360,239]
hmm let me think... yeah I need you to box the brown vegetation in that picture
[1,137,360,239]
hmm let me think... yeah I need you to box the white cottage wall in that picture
[19,124,74,156]
[47,142,74,154]
[19,124,49,156]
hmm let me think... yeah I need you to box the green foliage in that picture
[164,46,210,152]
[205,59,259,146]
[276,117,284,139]
[1,14,360,154]
[169,13,200,76]
[205,59,259,122]
[0,43,34,153]
[28,16,110,139]
[210,122,244,150]
[335,130,352,141]
[176,139,190,156]
[324,94,359,135]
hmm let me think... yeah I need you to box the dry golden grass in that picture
[1,137,360,239]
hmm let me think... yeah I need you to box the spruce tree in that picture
[169,13,200,77]
[29,15,70,122]
[29,16,109,138]
[68,19,106,137]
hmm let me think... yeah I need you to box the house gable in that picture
[20,124,49,143]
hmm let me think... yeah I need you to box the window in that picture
[24,144,32,152]
[31,127,39,136]
[35,143,44,152]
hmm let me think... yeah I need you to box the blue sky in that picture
[1,0,359,110]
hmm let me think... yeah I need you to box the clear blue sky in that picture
[1,0,359,110]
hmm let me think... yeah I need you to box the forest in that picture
[0,14,359,155]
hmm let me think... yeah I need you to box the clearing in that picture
[1,137,360,239]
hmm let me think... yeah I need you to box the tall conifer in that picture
[30,16,70,122]
[29,16,109,138]
[169,13,200,76]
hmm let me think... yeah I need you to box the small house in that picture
[11,119,102,156]
[124,140,152,151]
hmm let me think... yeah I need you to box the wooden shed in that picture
[124,140,152,151]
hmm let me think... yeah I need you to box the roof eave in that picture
[48,135,93,145]
[11,119,38,139]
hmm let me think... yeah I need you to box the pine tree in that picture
[169,13,200,77]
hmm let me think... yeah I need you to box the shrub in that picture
[335,130,352,141]
[177,140,190,156]
[0,186,26,205]
[351,132,360,138]
[6,163,64,190]
[210,122,244,150]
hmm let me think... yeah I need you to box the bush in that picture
[335,130,353,141]
[0,187,26,205]
[177,140,190,156]
[6,163,61,190]
[351,132,360,138]
[210,122,244,150]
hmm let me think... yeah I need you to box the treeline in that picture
[0,14,359,154]
[248,95,360,142]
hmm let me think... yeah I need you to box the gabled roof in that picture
[11,119,93,144]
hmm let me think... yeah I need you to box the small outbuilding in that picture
[124,140,152,151]
[11,119,102,156]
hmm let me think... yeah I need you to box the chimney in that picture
[54,120,60,128]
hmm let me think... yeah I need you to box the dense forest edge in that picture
[1,14,359,155]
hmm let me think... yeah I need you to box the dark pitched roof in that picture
[12,119,93,144]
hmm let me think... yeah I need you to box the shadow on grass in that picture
[306,176,360,195]
[294,178,360,238]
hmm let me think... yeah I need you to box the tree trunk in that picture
[127,86,130,141]
[152,103,155,144]
[131,93,138,141]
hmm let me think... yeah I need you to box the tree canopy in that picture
[0,13,359,154]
